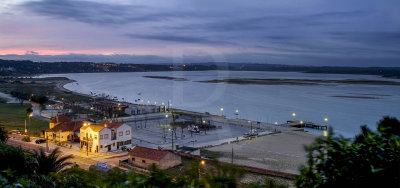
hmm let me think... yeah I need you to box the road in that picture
[7,135,129,170]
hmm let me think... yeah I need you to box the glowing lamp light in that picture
[324,118,328,122]
[300,120,304,124]
[323,130,328,137]
[220,107,224,111]
[292,113,296,117]
[201,160,206,165]
[165,114,169,118]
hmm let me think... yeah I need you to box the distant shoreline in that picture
[197,78,400,86]
[2,59,400,79]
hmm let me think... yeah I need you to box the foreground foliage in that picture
[295,116,400,187]
[0,142,284,188]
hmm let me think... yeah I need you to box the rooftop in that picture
[129,146,169,161]
[48,121,83,132]
[50,115,70,124]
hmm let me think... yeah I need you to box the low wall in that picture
[175,152,297,180]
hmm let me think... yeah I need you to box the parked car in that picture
[9,130,21,135]
[35,138,46,144]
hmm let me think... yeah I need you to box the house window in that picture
[94,135,98,139]
[126,130,130,135]
[100,145,103,148]
[113,143,115,146]
[90,134,92,138]
[119,131,123,136]
[104,134,109,139]
[142,160,146,163]
[100,135,103,139]
[132,158,135,161]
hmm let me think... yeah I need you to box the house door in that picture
[108,145,111,151]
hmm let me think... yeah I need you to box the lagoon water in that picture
[43,71,400,137]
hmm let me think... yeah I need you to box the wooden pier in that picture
[285,120,328,130]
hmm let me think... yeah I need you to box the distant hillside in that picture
[1,59,399,78]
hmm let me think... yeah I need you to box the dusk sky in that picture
[1,0,400,66]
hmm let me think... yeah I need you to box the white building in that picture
[80,121,132,153]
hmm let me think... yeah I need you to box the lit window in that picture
[94,135,97,139]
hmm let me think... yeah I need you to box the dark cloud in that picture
[25,50,39,55]
[7,0,400,66]
[21,0,177,25]
[127,34,235,45]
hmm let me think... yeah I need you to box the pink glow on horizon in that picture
[0,49,122,56]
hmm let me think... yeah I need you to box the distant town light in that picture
[202,120,206,124]
[165,114,169,118]
[300,120,304,124]
[235,109,239,113]
[220,107,224,111]
[292,113,296,117]
[324,117,328,122]
[201,160,206,165]
[274,122,278,125]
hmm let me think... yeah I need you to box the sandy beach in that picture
[205,131,318,175]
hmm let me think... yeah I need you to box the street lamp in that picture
[324,117,328,123]
[199,160,206,179]
[292,113,296,119]
[220,107,224,116]
[28,113,33,134]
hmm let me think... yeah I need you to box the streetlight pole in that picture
[28,113,32,134]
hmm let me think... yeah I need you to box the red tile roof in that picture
[48,121,83,132]
[99,121,124,129]
[129,146,169,161]
[50,115,70,124]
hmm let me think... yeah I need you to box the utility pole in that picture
[86,133,89,156]
[46,135,49,152]
[171,129,174,150]
[231,147,234,164]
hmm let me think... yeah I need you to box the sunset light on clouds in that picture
[1,0,400,66]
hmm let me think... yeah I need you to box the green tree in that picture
[295,117,400,187]
[203,160,244,188]
[377,116,400,138]
[0,126,8,143]
[33,148,73,175]
[53,165,102,188]
[0,143,36,177]
[102,167,128,187]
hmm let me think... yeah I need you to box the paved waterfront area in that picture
[128,117,253,149]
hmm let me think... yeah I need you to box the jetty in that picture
[285,120,328,130]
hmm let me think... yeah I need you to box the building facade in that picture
[80,121,132,153]
[128,146,181,170]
